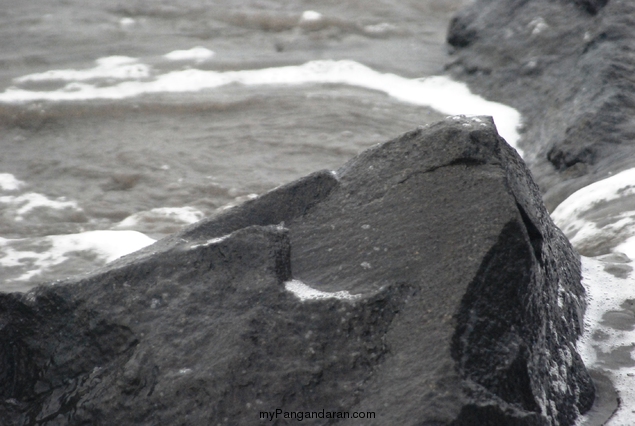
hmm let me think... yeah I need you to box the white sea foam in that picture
[554,168,635,424]
[0,59,522,153]
[14,56,150,82]
[364,22,398,35]
[164,47,215,62]
[0,173,25,191]
[552,169,635,219]
[189,235,230,249]
[284,279,361,302]
[0,192,81,221]
[300,10,323,22]
[552,168,635,259]
[0,230,155,282]
[119,17,135,27]
[576,256,635,426]
[529,17,548,36]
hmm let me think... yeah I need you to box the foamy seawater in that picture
[0,53,522,152]
[553,173,635,425]
[0,49,523,292]
[0,48,631,424]
[0,230,155,292]
[285,279,361,302]
[552,168,635,259]
[577,256,635,426]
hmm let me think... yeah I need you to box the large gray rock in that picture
[0,117,593,425]
[446,0,635,211]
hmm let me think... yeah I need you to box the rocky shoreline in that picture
[4,0,635,423]
[446,0,635,212]
[0,117,594,425]
[447,1,635,423]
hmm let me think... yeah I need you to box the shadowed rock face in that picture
[446,0,635,212]
[0,117,593,425]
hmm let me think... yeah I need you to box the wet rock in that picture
[0,117,593,425]
[573,0,610,15]
[446,0,635,211]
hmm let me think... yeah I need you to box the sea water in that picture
[0,55,521,288]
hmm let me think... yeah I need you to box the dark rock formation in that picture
[446,0,635,211]
[0,117,593,425]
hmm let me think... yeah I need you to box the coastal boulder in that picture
[446,0,635,211]
[0,117,593,425]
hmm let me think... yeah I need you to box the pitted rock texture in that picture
[0,117,593,425]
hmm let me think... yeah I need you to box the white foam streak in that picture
[553,169,635,220]
[189,235,230,249]
[119,17,135,27]
[164,47,215,62]
[364,22,397,34]
[0,59,522,152]
[285,279,361,302]
[552,168,635,258]
[0,192,80,220]
[15,56,149,82]
[615,236,635,261]
[300,10,323,22]
[0,231,155,282]
[0,173,25,191]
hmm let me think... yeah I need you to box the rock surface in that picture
[0,117,593,425]
[446,0,635,211]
